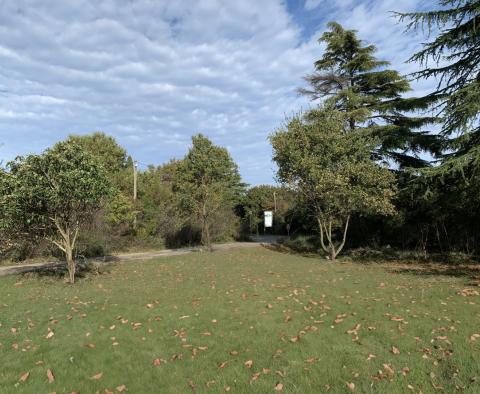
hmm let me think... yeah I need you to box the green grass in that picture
[0,247,479,393]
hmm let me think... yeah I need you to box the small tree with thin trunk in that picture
[174,134,244,250]
[270,108,396,259]
[0,141,111,282]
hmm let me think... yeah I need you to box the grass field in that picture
[0,246,479,393]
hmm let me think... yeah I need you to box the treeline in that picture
[274,0,480,258]
[1,0,479,282]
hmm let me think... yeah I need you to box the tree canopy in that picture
[270,107,396,259]
[397,0,480,177]
[0,141,111,282]
[299,22,441,168]
[174,134,245,249]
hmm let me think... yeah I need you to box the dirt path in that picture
[0,242,264,277]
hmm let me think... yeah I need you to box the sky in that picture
[0,0,438,185]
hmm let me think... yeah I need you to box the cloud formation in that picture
[0,0,437,184]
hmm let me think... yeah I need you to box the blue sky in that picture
[0,0,438,185]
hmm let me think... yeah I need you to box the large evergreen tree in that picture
[396,0,480,177]
[299,22,440,167]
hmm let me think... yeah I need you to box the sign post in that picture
[264,211,273,233]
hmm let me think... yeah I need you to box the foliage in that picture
[396,0,480,176]
[299,22,441,168]
[270,107,396,259]
[66,132,129,174]
[0,141,111,282]
[66,132,136,235]
[105,193,136,230]
[174,134,245,249]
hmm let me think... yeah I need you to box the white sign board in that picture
[264,211,273,228]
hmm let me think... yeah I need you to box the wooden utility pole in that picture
[133,160,138,201]
[133,160,138,229]
[273,191,277,212]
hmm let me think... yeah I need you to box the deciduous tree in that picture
[270,108,396,259]
[174,134,244,249]
[0,141,111,283]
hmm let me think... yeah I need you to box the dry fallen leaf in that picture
[153,358,166,366]
[19,372,30,382]
[116,384,127,392]
[470,334,480,342]
[218,361,229,369]
[383,364,395,376]
[458,288,479,297]
[274,382,284,391]
[46,331,55,339]
[346,382,355,391]
[250,372,261,383]
[47,369,55,383]
[392,345,400,355]
[244,360,253,368]
[91,372,103,380]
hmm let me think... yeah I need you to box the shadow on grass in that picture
[266,239,480,282]
[20,259,114,281]
[385,264,480,284]
[263,242,325,260]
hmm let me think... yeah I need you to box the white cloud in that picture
[0,0,437,184]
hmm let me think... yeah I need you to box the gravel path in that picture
[0,242,264,277]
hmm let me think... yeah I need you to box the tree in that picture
[299,22,441,168]
[174,134,245,249]
[270,107,396,259]
[0,141,111,283]
[136,160,183,239]
[396,1,480,176]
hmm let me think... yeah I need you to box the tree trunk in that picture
[50,217,79,284]
[317,215,350,260]
[204,222,211,251]
[65,243,75,284]
[201,202,212,251]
